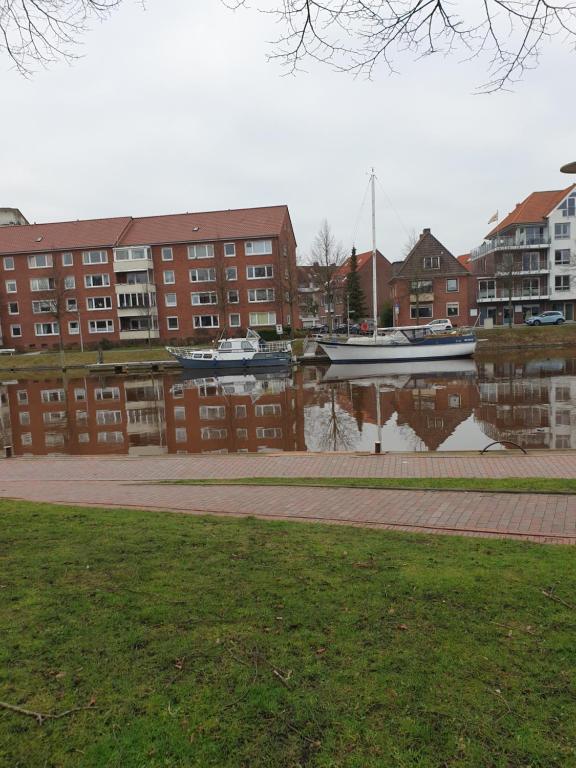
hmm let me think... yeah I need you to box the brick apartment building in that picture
[0,205,299,350]
[469,185,576,325]
[390,229,475,327]
[298,249,391,328]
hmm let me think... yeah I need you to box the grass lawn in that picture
[476,322,576,349]
[0,346,174,371]
[163,476,576,495]
[1,501,576,767]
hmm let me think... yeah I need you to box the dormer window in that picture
[423,256,440,269]
[558,192,576,218]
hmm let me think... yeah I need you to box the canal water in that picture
[2,350,576,456]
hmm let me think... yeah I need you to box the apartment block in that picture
[0,206,299,350]
[390,229,475,327]
[470,185,576,324]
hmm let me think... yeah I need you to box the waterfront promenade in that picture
[1,452,576,543]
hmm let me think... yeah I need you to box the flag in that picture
[487,211,498,224]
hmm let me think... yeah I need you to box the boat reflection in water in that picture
[1,352,576,456]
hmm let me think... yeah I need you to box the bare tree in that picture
[231,0,576,92]
[308,220,346,332]
[0,0,122,75]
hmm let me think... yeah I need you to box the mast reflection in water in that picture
[2,351,576,456]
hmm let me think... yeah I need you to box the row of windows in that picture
[410,278,460,293]
[478,276,571,296]
[20,430,125,447]
[174,426,282,442]
[410,303,461,319]
[165,288,277,307]
[3,240,274,272]
[15,387,120,405]
[9,319,115,338]
[3,265,276,294]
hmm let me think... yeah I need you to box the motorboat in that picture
[166,329,292,370]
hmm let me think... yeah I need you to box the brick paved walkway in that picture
[1,452,575,543]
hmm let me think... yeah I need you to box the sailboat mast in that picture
[371,169,378,341]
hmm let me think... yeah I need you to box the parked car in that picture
[525,311,565,326]
[308,324,329,334]
[426,318,453,332]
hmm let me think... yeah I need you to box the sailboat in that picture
[316,171,477,365]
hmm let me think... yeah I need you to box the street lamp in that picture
[560,161,576,173]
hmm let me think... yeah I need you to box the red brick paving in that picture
[0,452,575,544]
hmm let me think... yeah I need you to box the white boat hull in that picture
[318,335,476,363]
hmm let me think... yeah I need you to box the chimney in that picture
[422,228,430,235]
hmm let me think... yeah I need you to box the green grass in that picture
[0,345,175,371]
[163,476,576,494]
[476,323,576,349]
[1,500,576,767]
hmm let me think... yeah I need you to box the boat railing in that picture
[260,339,292,353]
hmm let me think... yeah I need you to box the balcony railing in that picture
[478,288,549,301]
[471,236,550,260]
[494,261,550,275]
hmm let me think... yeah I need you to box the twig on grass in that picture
[0,700,96,726]
[542,589,574,610]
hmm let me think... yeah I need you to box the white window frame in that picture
[86,296,113,311]
[187,244,214,260]
[191,292,218,306]
[225,267,237,281]
[3,256,14,271]
[34,322,60,336]
[446,302,459,317]
[5,280,17,293]
[30,278,55,292]
[248,288,275,303]
[423,256,440,269]
[84,274,111,288]
[165,293,177,307]
[555,275,570,291]
[88,319,114,334]
[64,276,76,290]
[249,311,277,327]
[68,320,80,335]
[189,268,216,283]
[61,252,74,267]
[83,250,108,265]
[163,270,175,285]
[229,313,241,327]
[410,304,433,320]
[227,290,239,303]
[245,240,273,256]
[555,249,571,265]
[193,314,219,329]
[555,223,571,240]
[28,253,53,269]
[10,324,22,337]
[66,298,78,312]
[246,265,274,280]
[167,316,179,331]
[224,243,236,257]
[446,278,459,292]
[161,247,174,261]
[8,301,19,315]
[32,299,56,314]
[114,247,149,262]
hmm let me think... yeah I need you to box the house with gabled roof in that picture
[390,229,474,327]
[469,184,576,324]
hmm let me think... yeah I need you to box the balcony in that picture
[114,247,153,272]
[471,236,550,260]
[477,288,550,302]
[119,329,160,341]
[494,261,550,276]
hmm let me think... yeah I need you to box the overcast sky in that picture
[1,0,575,262]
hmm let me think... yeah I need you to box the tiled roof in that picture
[457,254,471,271]
[121,206,290,246]
[0,217,132,255]
[486,185,576,238]
[334,249,387,279]
[391,229,469,280]
[0,205,291,255]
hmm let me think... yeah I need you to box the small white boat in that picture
[321,357,477,382]
[167,329,292,370]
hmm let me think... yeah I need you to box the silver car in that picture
[525,310,565,326]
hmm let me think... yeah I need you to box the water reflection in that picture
[2,352,576,456]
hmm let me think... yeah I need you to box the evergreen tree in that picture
[346,247,367,321]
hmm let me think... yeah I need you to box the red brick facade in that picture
[0,206,299,350]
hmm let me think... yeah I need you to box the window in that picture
[193,315,219,328]
[224,243,236,257]
[41,389,65,403]
[21,432,32,446]
[555,223,571,240]
[34,322,59,336]
[167,316,179,331]
[236,428,248,439]
[62,252,73,267]
[86,296,112,310]
[66,298,78,312]
[555,249,571,265]
[64,276,76,290]
[19,412,30,425]
[5,280,17,293]
[30,278,55,291]
[84,274,110,288]
[95,387,120,400]
[43,411,66,424]
[3,256,14,270]
[446,302,459,317]
[247,265,274,279]
[558,192,576,217]
[191,292,218,305]
[32,300,55,314]
[97,431,124,443]
[188,244,214,260]
[165,293,177,307]
[83,250,108,264]
[162,247,173,261]
[96,410,122,425]
[10,324,21,337]
[74,388,86,401]
[423,256,440,269]
[88,319,114,333]
[248,288,275,302]
[249,311,276,326]
[45,433,65,447]
[189,268,216,283]
[446,278,459,292]
[225,267,237,281]
[175,427,187,443]
[114,247,149,262]
[28,254,53,268]
[201,427,228,440]
[245,240,272,256]
[8,302,18,315]
[256,404,281,416]
[174,406,186,421]
[410,304,433,319]
[76,410,88,423]
[235,405,247,418]
[68,320,80,335]
[17,390,28,405]
[555,275,570,291]
[229,313,241,327]
[256,427,282,439]
[163,270,175,284]
[556,410,571,426]
[199,405,225,420]
[478,279,496,299]
[227,290,239,303]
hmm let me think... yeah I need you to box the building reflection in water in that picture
[1,352,576,456]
